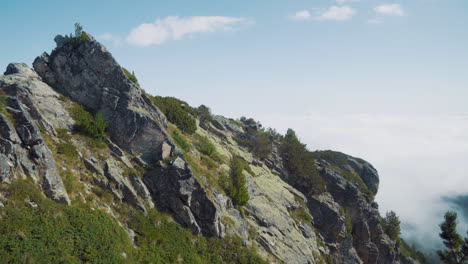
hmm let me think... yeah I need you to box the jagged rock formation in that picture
[0,32,421,263]
[32,34,223,237]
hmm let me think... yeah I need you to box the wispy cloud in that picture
[374,4,405,16]
[289,10,312,21]
[317,5,357,21]
[97,33,123,47]
[367,17,383,24]
[126,16,251,47]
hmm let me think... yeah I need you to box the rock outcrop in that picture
[0,63,70,204]
[32,34,223,237]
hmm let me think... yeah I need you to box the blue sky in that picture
[2,0,468,249]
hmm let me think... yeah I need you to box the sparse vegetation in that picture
[72,23,88,44]
[56,142,79,160]
[171,130,191,152]
[196,104,213,128]
[280,129,326,194]
[122,67,139,85]
[223,156,250,206]
[235,132,273,160]
[150,96,197,134]
[196,135,215,156]
[288,207,312,225]
[0,94,8,113]
[344,208,353,235]
[382,210,401,241]
[0,179,267,264]
[0,180,132,263]
[70,105,108,141]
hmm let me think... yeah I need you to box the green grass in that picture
[288,208,312,224]
[122,67,139,85]
[70,104,108,141]
[0,94,8,113]
[196,135,215,156]
[171,130,191,152]
[56,142,79,160]
[0,180,133,263]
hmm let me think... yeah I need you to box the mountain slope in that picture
[0,32,424,263]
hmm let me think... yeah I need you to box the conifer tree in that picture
[437,211,468,264]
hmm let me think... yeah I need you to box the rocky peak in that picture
[33,34,168,162]
[31,33,223,237]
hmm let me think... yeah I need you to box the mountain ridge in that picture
[0,32,425,263]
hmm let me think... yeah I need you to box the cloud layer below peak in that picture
[127,16,250,47]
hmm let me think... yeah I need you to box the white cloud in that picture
[317,6,357,21]
[375,4,405,16]
[97,33,123,47]
[367,17,383,24]
[256,112,468,251]
[127,16,249,46]
[290,10,312,21]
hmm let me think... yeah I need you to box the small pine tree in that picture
[73,23,88,43]
[437,211,468,264]
[383,211,401,241]
[229,156,250,206]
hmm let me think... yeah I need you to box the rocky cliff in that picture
[0,32,421,263]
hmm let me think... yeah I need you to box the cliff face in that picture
[0,33,418,263]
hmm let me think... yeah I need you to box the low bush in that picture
[196,135,215,156]
[280,129,326,194]
[0,180,133,263]
[122,67,139,85]
[56,142,79,160]
[196,104,213,128]
[70,105,108,140]
[150,96,197,134]
[235,132,272,160]
[288,208,312,224]
[72,23,88,44]
[0,94,8,113]
[201,155,218,169]
[223,156,250,206]
[170,130,191,152]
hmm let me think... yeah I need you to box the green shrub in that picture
[1,180,267,264]
[122,67,139,85]
[171,130,191,152]
[344,208,353,235]
[0,94,8,113]
[70,105,108,140]
[56,142,78,160]
[289,208,312,224]
[72,23,88,44]
[280,129,326,194]
[382,211,401,241]
[197,135,215,156]
[121,207,267,264]
[224,156,250,206]
[62,171,79,194]
[235,132,272,160]
[56,128,71,141]
[150,96,197,134]
[0,180,132,263]
[196,104,213,128]
[311,150,350,167]
[201,155,218,169]
[400,239,427,263]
